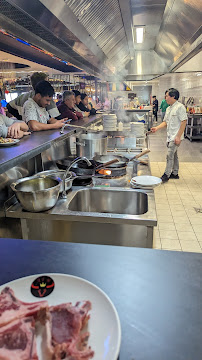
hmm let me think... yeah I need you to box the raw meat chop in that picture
[0,287,48,328]
[0,317,38,360]
[45,301,94,360]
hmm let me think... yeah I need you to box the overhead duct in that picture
[125,50,168,81]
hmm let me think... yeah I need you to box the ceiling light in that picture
[135,27,144,43]
[196,73,201,76]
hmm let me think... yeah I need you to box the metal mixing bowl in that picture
[10,175,61,212]
[33,169,75,193]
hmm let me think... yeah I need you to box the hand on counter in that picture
[51,119,66,129]
[7,122,29,138]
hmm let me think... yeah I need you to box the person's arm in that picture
[175,120,187,145]
[174,106,188,145]
[0,122,9,138]
[151,121,167,133]
[28,119,66,131]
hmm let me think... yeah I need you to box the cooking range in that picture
[57,148,145,188]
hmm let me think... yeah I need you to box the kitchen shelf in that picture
[185,115,202,141]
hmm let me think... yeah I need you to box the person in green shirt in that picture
[160,91,170,121]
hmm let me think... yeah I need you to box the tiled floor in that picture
[148,124,202,253]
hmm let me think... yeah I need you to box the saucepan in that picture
[33,169,76,193]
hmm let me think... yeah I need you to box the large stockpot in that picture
[10,175,61,212]
[76,133,108,158]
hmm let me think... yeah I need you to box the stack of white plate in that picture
[122,122,131,131]
[130,175,162,189]
[131,122,145,137]
[103,114,117,131]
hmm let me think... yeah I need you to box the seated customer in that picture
[7,72,60,120]
[72,90,89,117]
[78,93,96,115]
[22,80,66,131]
[58,91,83,121]
[0,114,30,138]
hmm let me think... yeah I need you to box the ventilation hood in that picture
[0,0,201,80]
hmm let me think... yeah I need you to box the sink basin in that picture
[68,188,148,215]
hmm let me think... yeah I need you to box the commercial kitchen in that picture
[0,1,202,359]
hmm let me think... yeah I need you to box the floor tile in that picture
[169,205,185,212]
[177,231,197,241]
[171,210,187,217]
[161,239,181,250]
[159,230,178,239]
[175,223,193,232]
[173,217,190,224]
[168,200,183,206]
[158,223,176,231]
[153,238,161,249]
[156,209,172,216]
[157,215,174,223]
[192,224,202,233]
[189,216,202,225]
[153,228,160,239]
[180,241,201,252]
[195,233,202,241]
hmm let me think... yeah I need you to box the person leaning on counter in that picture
[77,93,97,115]
[22,80,66,131]
[72,90,90,117]
[7,72,61,120]
[0,114,30,138]
[57,91,83,121]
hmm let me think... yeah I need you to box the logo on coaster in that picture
[31,276,55,297]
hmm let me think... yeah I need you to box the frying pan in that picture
[93,149,150,168]
[56,158,119,176]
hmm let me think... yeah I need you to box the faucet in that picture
[60,119,72,134]
[61,157,92,199]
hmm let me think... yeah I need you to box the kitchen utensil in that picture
[95,158,119,171]
[76,133,108,158]
[33,170,76,193]
[10,175,61,212]
[57,158,121,177]
[0,273,121,360]
[94,149,150,168]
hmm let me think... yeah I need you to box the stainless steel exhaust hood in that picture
[0,0,201,80]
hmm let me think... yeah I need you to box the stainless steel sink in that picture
[68,188,148,215]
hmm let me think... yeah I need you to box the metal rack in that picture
[185,114,202,141]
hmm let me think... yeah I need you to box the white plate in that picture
[0,139,20,146]
[0,273,121,360]
[131,175,162,188]
[130,182,155,190]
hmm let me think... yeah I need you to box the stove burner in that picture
[73,177,93,186]
[95,166,126,178]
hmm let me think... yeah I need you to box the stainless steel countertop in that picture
[0,115,102,175]
[5,161,157,226]
[6,187,156,226]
